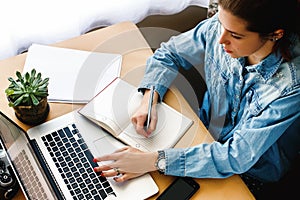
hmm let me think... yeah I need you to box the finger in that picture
[94,153,119,162]
[132,113,149,137]
[113,173,144,183]
[101,168,121,178]
[94,165,111,173]
[113,175,127,182]
[131,117,137,127]
[136,122,149,137]
[113,146,129,153]
[147,105,158,134]
[146,117,157,135]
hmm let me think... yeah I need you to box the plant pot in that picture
[12,98,50,125]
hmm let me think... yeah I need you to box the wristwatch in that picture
[155,150,166,173]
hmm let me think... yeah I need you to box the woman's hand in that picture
[93,146,158,182]
[131,88,159,137]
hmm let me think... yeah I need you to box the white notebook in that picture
[23,43,122,103]
[78,77,194,152]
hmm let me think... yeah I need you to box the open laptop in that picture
[0,110,158,200]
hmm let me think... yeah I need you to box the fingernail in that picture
[100,172,105,177]
[93,158,97,163]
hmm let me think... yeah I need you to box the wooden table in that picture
[0,21,254,200]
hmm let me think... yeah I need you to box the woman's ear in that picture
[270,29,284,41]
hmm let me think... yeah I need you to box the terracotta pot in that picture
[12,98,50,125]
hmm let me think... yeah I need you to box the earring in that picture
[271,37,278,42]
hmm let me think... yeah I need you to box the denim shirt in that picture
[138,14,300,182]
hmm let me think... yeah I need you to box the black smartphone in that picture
[156,177,200,200]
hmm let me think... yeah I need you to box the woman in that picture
[94,0,300,197]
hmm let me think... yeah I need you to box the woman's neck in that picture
[247,40,275,65]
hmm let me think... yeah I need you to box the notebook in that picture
[0,110,158,200]
[79,77,194,152]
[23,44,122,103]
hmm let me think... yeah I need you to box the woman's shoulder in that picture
[191,13,221,49]
[277,61,299,92]
[192,12,220,35]
[249,58,300,115]
[204,13,220,31]
[286,34,300,89]
[290,34,300,60]
[267,35,300,94]
[271,55,300,98]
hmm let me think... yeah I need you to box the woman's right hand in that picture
[131,89,159,137]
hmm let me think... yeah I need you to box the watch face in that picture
[158,158,166,170]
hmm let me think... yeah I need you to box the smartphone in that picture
[156,177,200,200]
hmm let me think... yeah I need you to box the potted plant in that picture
[5,68,50,125]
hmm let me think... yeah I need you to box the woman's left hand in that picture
[93,146,158,182]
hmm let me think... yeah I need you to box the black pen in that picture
[146,86,155,130]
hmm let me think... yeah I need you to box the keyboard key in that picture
[57,129,65,138]
[63,127,73,138]
[46,134,53,142]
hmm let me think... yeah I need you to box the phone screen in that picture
[157,177,200,200]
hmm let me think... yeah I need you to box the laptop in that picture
[0,110,158,200]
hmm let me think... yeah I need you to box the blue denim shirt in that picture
[139,14,300,182]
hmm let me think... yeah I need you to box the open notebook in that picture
[79,78,194,152]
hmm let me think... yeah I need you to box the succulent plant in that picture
[5,68,49,107]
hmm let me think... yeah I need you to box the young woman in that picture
[94,0,300,197]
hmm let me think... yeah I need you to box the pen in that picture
[146,86,155,130]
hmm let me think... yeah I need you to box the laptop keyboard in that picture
[42,123,116,200]
[14,149,48,200]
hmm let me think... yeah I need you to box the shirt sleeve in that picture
[164,91,300,179]
[138,17,210,100]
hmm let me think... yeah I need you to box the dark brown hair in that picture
[218,0,299,61]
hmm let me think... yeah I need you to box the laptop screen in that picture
[0,111,56,200]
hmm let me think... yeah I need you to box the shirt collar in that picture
[243,52,283,80]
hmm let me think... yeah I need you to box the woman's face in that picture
[218,7,273,62]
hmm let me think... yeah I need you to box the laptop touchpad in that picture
[93,136,125,165]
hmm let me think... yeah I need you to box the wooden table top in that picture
[0,21,254,200]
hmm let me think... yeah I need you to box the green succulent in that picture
[5,68,49,107]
